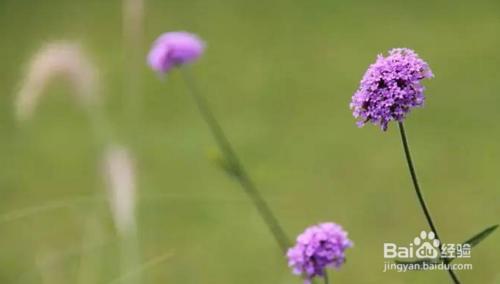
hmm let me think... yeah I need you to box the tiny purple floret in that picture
[287,222,353,284]
[350,48,433,131]
[148,31,205,73]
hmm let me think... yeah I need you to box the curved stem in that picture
[179,67,291,253]
[398,122,460,284]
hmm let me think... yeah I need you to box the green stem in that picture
[179,66,290,253]
[398,122,460,284]
[324,270,329,284]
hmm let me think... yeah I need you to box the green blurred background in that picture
[0,0,499,283]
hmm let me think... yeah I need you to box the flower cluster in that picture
[350,48,433,130]
[287,222,353,284]
[147,31,205,73]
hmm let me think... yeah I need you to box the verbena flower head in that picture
[287,222,353,284]
[147,31,205,73]
[350,48,433,131]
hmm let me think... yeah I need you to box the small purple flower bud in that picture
[147,31,205,73]
[350,48,433,131]
[287,222,353,284]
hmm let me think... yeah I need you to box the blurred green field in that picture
[0,0,499,283]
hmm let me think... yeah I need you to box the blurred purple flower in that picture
[287,222,353,284]
[350,48,433,131]
[147,31,205,73]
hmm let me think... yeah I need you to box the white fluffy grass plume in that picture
[15,41,98,121]
[103,144,137,236]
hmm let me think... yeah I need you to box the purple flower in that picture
[287,222,353,284]
[350,48,433,131]
[147,31,205,73]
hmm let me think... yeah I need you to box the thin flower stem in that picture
[398,122,460,284]
[324,270,329,284]
[179,66,291,253]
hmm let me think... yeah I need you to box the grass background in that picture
[0,0,499,283]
